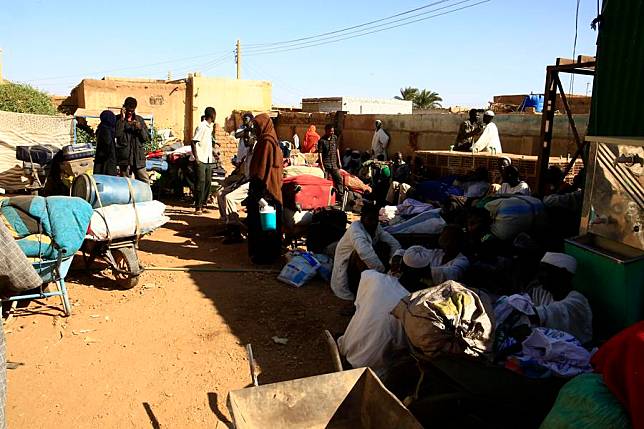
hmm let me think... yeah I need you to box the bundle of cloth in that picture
[0,196,93,259]
[87,201,169,241]
[384,209,446,235]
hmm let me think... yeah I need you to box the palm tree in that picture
[413,89,443,109]
[395,87,419,101]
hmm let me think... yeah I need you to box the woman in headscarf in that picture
[247,113,284,264]
[94,110,118,175]
[302,125,320,153]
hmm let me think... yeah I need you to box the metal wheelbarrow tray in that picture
[227,367,422,429]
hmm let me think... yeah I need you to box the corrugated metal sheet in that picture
[588,0,644,136]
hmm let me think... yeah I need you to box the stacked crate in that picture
[415,150,583,189]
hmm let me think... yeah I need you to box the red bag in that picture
[282,174,336,211]
[340,169,372,194]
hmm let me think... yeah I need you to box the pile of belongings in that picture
[493,293,595,379]
[83,178,168,241]
[0,196,93,259]
[392,281,495,359]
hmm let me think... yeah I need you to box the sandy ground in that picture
[5,203,349,428]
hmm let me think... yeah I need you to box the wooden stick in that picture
[144,266,279,274]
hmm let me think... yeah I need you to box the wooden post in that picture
[236,39,241,80]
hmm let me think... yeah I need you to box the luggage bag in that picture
[282,174,336,211]
[62,143,95,161]
[16,144,59,165]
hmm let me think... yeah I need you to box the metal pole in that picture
[236,39,241,80]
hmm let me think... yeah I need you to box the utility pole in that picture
[235,39,241,80]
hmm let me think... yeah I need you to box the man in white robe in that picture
[471,110,502,154]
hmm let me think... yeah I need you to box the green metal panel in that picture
[588,0,644,137]
[565,237,644,340]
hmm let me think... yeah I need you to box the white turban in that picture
[484,110,495,117]
[541,252,577,274]
[403,246,431,269]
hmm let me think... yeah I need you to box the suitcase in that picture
[282,174,335,211]
[16,144,59,165]
[61,158,94,177]
[62,143,95,160]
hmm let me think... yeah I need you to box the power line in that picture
[244,0,475,54]
[568,0,581,96]
[245,1,489,57]
[244,0,454,48]
[24,48,232,83]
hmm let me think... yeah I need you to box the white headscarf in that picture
[541,252,577,274]
[403,246,431,269]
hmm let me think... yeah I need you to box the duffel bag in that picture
[16,144,59,165]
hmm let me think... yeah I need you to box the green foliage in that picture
[394,86,443,109]
[76,125,95,145]
[395,87,420,101]
[414,89,443,109]
[144,126,163,153]
[0,82,57,115]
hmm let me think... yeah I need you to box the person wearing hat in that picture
[471,110,503,154]
[331,202,401,301]
[454,109,483,152]
[527,252,593,343]
[337,245,433,376]
[498,165,531,195]
[371,120,391,160]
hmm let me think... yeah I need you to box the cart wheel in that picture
[112,248,140,290]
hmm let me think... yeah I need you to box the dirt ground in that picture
[5,203,349,428]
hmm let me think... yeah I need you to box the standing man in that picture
[115,97,150,183]
[290,125,300,150]
[192,107,216,215]
[454,109,483,152]
[318,124,343,202]
[471,110,503,153]
[371,119,390,160]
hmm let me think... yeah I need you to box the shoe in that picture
[195,208,204,215]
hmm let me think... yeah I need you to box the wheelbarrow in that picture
[226,342,422,429]
[81,236,142,289]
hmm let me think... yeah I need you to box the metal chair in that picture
[3,249,74,317]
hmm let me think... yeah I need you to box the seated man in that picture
[454,109,483,152]
[331,202,401,301]
[527,252,592,344]
[471,110,502,153]
[337,246,432,376]
[494,252,592,353]
[498,165,531,195]
[217,113,255,244]
[423,224,470,286]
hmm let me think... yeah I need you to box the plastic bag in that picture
[314,253,333,283]
[277,252,320,287]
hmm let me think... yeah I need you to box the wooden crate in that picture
[415,150,583,190]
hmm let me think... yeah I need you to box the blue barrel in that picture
[523,94,544,112]
[71,174,153,208]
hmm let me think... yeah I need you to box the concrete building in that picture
[61,74,272,141]
[301,96,412,115]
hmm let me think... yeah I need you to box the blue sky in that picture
[1,0,599,107]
